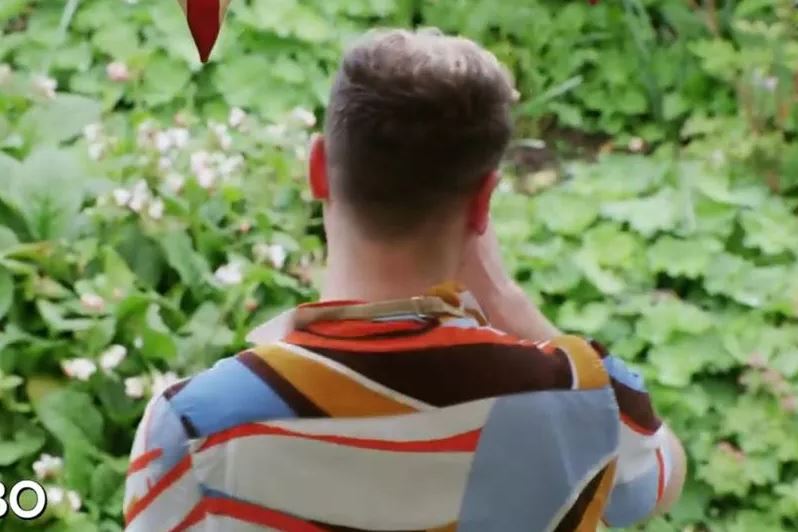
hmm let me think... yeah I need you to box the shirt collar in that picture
[245,282,487,345]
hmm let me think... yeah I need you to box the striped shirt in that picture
[124,284,673,531]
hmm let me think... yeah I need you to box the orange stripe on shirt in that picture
[198,422,481,453]
[286,325,531,353]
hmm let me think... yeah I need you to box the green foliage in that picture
[1,0,797,531]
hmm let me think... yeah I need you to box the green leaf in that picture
[636,298,714,344]
[601,188,680,237]
[0,424,45,466]
[138,54,191,107]
[158,231,211,291]
[19,93,102,145]
[37,299,95,332]
[0,268,13,320]
[648,333,730,387]
[11,147,86,240]
[35,389,104,449]
[647,236,722,278]
[557,301,612,335]
[534,190,599,236]
[0,226,20,251]
[740,200,798,256]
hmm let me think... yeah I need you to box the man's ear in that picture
[308,134,329,200]
[468,171,499,235]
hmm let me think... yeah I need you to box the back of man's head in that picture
[323,28,517,239]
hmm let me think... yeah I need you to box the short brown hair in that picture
[324,28,517,238]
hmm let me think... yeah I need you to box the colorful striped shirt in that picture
[124,285,673,531]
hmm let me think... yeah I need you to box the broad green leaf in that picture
[704,254,789,309]
[740,200,798,256]
[581,223,642,268]
[0,424,45,466]
[35,389,104,449]
[557,301,612,334]
[158,231,211,291]
[37,299,95,332]
[138,54,191,107]
[11,147,86,240]
[647,236,722,278]
[534,190,599,235]
[19,93,102,145]
[601,188,680,237]
[636,298,713,345]
[647,333,730,387]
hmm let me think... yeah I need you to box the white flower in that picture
[214,262,244,285]
[99,344,127,372]
[168,128,190,149]
[80,292,106,312]
[83,123,103,143]
[46,486,64,505]
[88,142,104,161]
[106,61,130,82]
[33,454,63,480]
[711,149,725,166]
[628,137,644,153]
[66,490,81,511]
[228,107,247,129]
[218,154,243,178]
[762,76,777,92]
[154,131,173,153]
[158,155,174,171]
[61,358,97,381]
[263,123,287,140]
[129,180,150,213]
[32,75,57,99]
[268,244,287,269]
[112,187,131,207]
[147,197,164,220]
[151,371,180,397]
[165,173,185,194]
[254,243,287,269]
[124,376,147,399]
[190,150,211,174]
[210,122,232,151]
[289,107,316,128]
[196,167,216,189]
[136,120,157,149]
[133,336,143,349]
[0,64,12,85]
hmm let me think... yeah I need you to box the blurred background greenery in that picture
[0,0,797,530]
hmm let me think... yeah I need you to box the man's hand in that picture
[456,222,560,341]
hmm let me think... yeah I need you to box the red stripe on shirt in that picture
[655,448,666,502]
[127,448,163,476]
[621,413,658,436]
[199,422,481,453]
[125,455,192,525]
[200,497,327,531]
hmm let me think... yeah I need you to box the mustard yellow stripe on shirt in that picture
[548,335,609,390]
[577,460,617,532]
[251,344,420,417]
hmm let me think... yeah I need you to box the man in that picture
[124,28,685,531]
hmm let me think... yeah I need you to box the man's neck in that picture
[319,240,459,303]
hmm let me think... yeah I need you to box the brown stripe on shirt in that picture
[291,343,574,407]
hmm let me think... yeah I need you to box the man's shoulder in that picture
[160,348,296,439]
